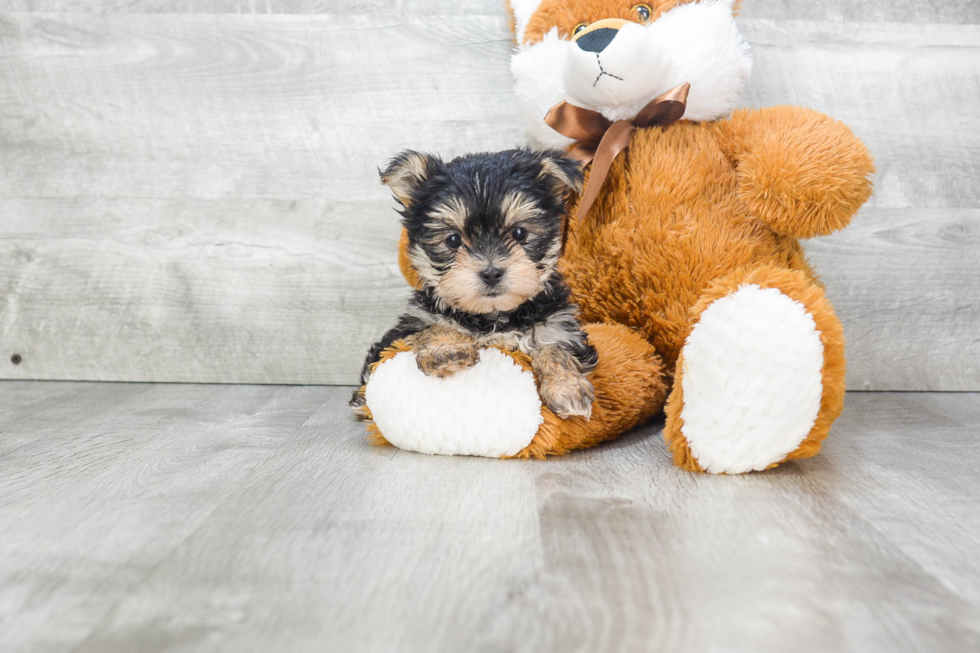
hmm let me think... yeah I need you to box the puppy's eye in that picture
[445,233,462,249]
[512,226,528,243]
[572,23,587,36]
[632,3,652,21]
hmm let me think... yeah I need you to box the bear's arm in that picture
[714,106,875,239]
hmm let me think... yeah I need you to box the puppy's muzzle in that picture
[573,18,629,53]
[479,265,504,288]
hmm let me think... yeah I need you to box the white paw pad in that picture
[680,284,824,474]
[364,348,543,457]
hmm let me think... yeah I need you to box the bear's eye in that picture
[445,233,462,249]
[512,226,528,243]
[632,3,652,22]
[572,23,587,36]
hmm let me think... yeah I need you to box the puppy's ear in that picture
[536,150,584,196]
[380,150,443,207]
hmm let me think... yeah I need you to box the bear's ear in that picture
[380,150,443,207]
[536,150,584,196]
[507,0,545,44]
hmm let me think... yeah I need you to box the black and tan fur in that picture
[350,148,598,420]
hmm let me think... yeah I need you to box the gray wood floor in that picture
[1,382,978,652]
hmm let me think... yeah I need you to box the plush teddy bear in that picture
[360,0,873,474]
[503,0,874,473]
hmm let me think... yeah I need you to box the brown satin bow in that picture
[545,82,690,222]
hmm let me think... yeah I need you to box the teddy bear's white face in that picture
[510,0,753,149]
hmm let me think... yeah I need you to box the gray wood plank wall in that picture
[0,1,977,389]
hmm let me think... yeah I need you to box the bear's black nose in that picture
[479,266,504,287]
[576,27,618,53]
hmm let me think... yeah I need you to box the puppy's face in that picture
[381,148,582,314]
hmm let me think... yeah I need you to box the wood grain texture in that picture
[740,20,980,210]
[0,197,406,383]
[741,0,980,22]
[0,10,522,384]
[0,382,331,653]
[806,209,980,391]
[1,383,978,652]
[5,0,978,22]
[0,5,977,388]
[0,1,508,14]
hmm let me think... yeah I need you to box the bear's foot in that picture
[360,324,667,458]
[664,266,846,474]
[365,348,544,457]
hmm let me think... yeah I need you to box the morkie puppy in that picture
[350,148,597,420]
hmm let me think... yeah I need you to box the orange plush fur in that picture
[560,112,872,375]
[522,0,710,42]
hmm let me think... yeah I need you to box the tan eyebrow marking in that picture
[501,191,543,227]
[425,196,468,231]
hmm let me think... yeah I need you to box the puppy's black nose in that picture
[479,266,504,287]
[576,27,618,53]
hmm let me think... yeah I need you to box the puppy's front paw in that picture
[415,342,480,378]
[349,387,370,421]
[539,373,594,420]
